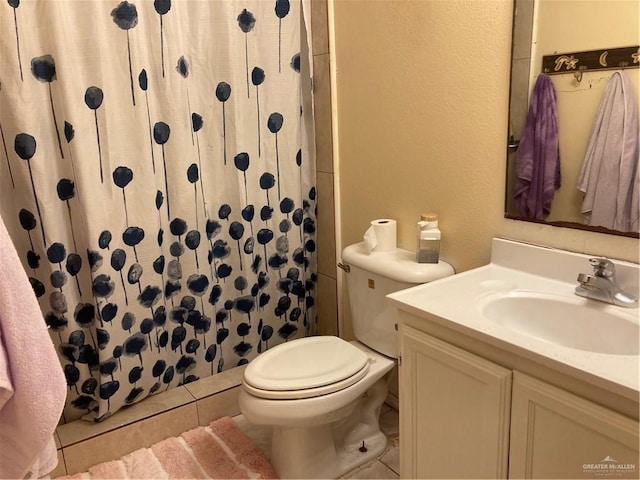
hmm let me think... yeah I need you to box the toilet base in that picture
[270,425,338,479]
[268,375,391,479]
[269,423,388,479]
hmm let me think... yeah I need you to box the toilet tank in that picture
[341,242,455,358]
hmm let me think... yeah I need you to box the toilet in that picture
[239,242,455,479]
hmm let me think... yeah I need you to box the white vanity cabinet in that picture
[398,322,640,480]
[399,324,512,479]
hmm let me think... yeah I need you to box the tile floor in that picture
[235,403,400,480]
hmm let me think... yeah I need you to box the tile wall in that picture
[311,0,339,337]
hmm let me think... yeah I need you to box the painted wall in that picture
[331,0,639,338]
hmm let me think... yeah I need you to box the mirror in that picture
[506,0,639,238]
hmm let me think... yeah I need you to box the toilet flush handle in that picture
[337,262,350,273]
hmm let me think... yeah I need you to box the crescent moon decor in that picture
[599,51,608,67]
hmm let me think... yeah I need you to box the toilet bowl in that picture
[239,242,455,479]
[239,338,394,479]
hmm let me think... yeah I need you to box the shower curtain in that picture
[0,0,316,423]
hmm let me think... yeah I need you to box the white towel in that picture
[577,71,640,232]
[0,216,67,479]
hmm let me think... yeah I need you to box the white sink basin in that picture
[387,238,640,396]
[480,292,639,355]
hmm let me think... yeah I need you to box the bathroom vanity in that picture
[388,238,639,479]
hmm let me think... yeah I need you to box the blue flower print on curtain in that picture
[0,0,315,423]
[110,1,138,106]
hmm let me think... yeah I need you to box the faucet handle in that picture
[588,258,615,279]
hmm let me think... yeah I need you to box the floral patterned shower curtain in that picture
[0,0,316,423]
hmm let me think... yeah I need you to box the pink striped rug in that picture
[57,416,277,479]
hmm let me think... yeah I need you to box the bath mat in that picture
[56,416,277,479]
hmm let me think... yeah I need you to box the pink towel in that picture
[0,216,67,479]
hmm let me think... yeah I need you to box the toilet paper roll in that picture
[363,219,397,253]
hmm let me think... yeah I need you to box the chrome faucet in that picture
[575,258,638,308]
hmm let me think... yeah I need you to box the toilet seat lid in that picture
[243,363,370,400]
[243,336,369,392]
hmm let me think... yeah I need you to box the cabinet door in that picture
[399,325,512,479]
[509,372,639,479]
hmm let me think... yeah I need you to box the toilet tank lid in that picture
[342,242,455,284]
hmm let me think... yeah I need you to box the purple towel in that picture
[513,74,561,219]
